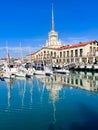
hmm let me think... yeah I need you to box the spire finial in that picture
[52,3,54,31]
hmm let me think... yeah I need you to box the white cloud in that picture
[60,36,90,45]
[0,36,47,58]
[0,46,41,58]
[0,34,95,58]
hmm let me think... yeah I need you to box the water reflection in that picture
[5,72,98,110]
[18,78,26,107]
[34,72,98,130]
[0,72,98,130]
[5,78,16,107]
[4,72,98,112]
[35,72,98,93]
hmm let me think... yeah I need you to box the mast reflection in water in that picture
[0,72,98,130]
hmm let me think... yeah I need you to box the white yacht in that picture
[44,66,53,76]
[54,68,70,75]
[3,62,15,79]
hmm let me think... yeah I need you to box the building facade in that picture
[27,6,98,66]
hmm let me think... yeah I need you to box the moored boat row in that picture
[0,62,70,81]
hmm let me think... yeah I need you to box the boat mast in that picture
[6,42,10,66]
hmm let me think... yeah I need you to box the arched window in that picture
[60,52,62,58]
[54,52,56,58]
[80,49,83,56]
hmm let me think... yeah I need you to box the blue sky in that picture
[0,0,98,57]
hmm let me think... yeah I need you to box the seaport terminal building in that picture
[27,6,98,66]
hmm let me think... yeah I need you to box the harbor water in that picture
[0,72,98,130]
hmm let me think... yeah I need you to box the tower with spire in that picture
[46,4,62,48]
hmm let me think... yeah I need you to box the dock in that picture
[75,64,98,72]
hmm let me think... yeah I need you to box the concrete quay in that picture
[75,64,98,71]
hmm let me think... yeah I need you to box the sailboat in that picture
[33,63,45,75]
[15,65,27,77]
[15,43,31,78]
[54,68,70,75]
[26,47,34,77]
[44,66,53,76]
[34,53,53,76]
[3,45,15,79]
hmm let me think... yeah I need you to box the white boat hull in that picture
[34,70,45,75]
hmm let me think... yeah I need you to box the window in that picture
[63,51,65,57]
[75,50,78,57]
[51,51,53,57]
[71,50,73,57]
[60,52,62,58]
[67,51,69,57]
[80,49,83,56]
[54,52,56,58]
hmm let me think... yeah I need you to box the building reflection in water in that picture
[35,75,62,123]
[5,72,98,110]
[36,72,98,94]
[4,72,98,129]
[35,72,98,125]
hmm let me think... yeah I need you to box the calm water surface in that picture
[0,72,98,130]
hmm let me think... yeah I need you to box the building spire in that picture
[52,3,54,31]
[45,3,62,48]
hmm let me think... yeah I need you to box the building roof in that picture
[27,52,35,56]
[58,40,97,50]
[27,40,97,56]
[27,47,58,56]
